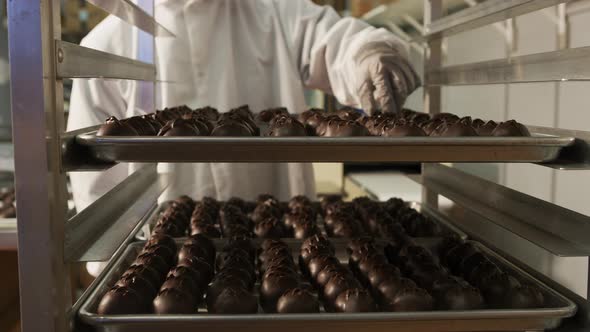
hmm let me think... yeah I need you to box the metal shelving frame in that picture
[6,0,590,331]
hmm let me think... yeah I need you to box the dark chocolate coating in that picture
[334,288,376,312]
[492,120,531,137]
[152,222,184,238]
[134,252,171,276]
[178,244,213,266]
[367,264,401,288]
[258,107,289,122]
[323,275,361,304]
[208,286,258,314]
[293,221,319,239]
[288,195,312,213]
[320,119,370,137]
[206,275,250,306]
[376,277,417,304]
[194,106,220,121]
[430,121,478,137]
[115,273,158,302]
[254,217,286,239]
[160,275,201,299]
[177,255,214,283]
[268,115,307,136]
[316,264,351,288]
[475,120,497,136]
[308,255,340,279]
[158,118,200,136]
[466,261,502,286]
[141,244,176,266]
[435,284,484,310]
[432,113,459,122]
[97,116,138,136]
[166,266,203,289]
[122,263,163,287]
[382,121,427,137]
[190,223,221,237]
[480,273,521,307]
[507,285,544,308]
[336,108,363,121]
[153,288,197,314]
[407,263,447,290]
[260,273,300,312]
[126,116,158,135]
[211,120,253,136]
[277,288,320,313]
[98,286,146,315]
[381,286,434,312]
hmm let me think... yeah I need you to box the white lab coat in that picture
[68,0,408,211]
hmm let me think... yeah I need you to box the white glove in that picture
[354,41,421,114]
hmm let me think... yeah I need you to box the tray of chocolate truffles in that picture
[74,105,574,163]
[137,194,466,241]
[77,196,575,332]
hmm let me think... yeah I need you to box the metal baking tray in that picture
[77,237,575,332]
[75,131,574,163]
[135,201,467,241]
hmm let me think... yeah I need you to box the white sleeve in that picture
[277,0,409,109]
[67,17,132,211]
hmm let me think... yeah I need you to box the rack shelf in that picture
[70,131,573,164]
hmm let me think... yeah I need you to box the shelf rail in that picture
[56,40,156,81]
[424,0,570,39]
[426,45,590,85]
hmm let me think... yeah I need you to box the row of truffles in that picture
[438,238,544,308]
[98,232,544,315]
[152,194,442,240]
[97,105,530,138]
[152,194,322,239]
[0,187,16,218]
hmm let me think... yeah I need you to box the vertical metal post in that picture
[8,1,70,331]
[422,0,443,208]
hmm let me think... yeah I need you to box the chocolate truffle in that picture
[334,288,376,312]
[308,255,340,279]
[194,106,220,121]
[254,217,286,239]
[134,252,171,276]
[293,221,319,239]
[336,108,363,121]
[190,223,221,238]
[324,275,361,304]
[166,265,203,289]
[367,264,401,288]
[268,115,307,136]
[158,118,201,136]
[475,120,497,136]
[382,121,427,137]
[375,277,417,304]
[126,116,158,135]
[299,109,325,135]
[160,275,201,299]
[206,276,250,306]
[211,119,253,136]
[288,195,312,213]
[153,288,197,314]
[146,233,177,256]
[208,286,259,314]
[435,284,484,310]
[115,273,158,302]
[257,107,289,122]
[320,119,370,137]
[141,244,176,265]
[178,245,212,266]
[507,285,544,308]
[432,113,459,122]
[430,121,478,137]
[492,120,531,137]
[260,273,301,312]
[381,286,434,312]
[98,285,146,315]
[480,272,521,307]
[316,264,351,288]
[276,288,320,313]
[122,263,164,286]
[97,116,138,136]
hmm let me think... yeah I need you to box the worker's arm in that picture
[276,0,420,113]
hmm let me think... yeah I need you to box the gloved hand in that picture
[354,41,421,114]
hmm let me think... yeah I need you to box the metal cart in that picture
[7,0,590,331]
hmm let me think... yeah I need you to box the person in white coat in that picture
[68,0,420,211]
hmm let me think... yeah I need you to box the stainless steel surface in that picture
[8,1,71,332]
[64,165,168,262]
[85,0,174,37]
[56,40,156,81]
[0,218,17,250]
[72,132,573,164]
[77,238,575,332]
[423,0,442,115]
[424,0,570,39]
[426,45,590,85]
[527,125,590,169]
[422,163,590,257]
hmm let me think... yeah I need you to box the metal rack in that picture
[7,0,590,331]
